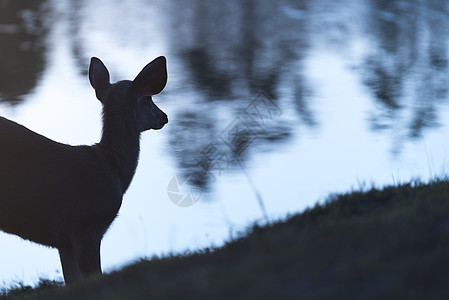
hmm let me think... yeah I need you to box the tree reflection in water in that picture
[0,0,49,105]
[362,0,449,142]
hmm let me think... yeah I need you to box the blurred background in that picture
[1,0,449,285]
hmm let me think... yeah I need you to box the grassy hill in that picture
[2,179,449,299]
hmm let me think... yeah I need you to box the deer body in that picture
[0,56,168,284]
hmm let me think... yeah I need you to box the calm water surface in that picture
[1,0,449,285]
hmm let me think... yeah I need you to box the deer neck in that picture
[98,112,141,194]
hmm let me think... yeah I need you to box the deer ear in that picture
[129,56,167,96]
[89,57,111,101]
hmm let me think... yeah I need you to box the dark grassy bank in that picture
[2,179,449,299]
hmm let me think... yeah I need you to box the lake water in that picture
[1,0,449,285]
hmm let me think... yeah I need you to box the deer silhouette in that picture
[0,56,168,284]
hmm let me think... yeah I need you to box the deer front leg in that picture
[58,233,102,284]
[58,247,82,284]
[77,234,102,279]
